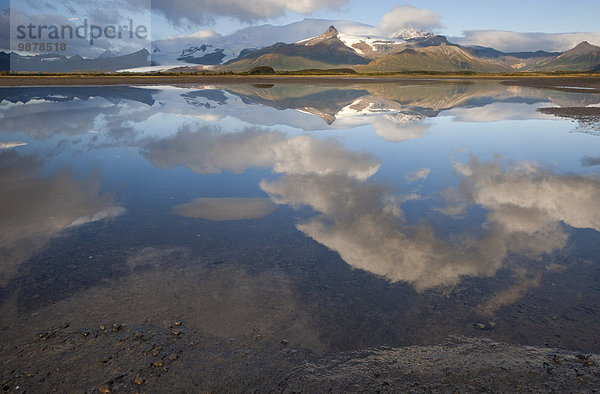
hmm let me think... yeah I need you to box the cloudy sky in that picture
[2,0,600,53]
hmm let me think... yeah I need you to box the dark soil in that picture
[2,323,599,392]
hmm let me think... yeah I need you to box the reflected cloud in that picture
[143,123,600,295]
[261,173,506,291]
[373,113,431,143]
[173,197,276,221]
[451,158,600,232]
[0,142,27,149]
[446,102,549,122]
[143,125,380,180]
[406,168,431,183]
[0,151,123,285]
[262,155,600,292]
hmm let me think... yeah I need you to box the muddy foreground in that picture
[2,321,599,392]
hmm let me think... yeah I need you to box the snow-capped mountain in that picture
[150,18,433,68]
[297,25,424,59]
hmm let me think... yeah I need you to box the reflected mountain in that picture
[0,86,157,105]
[0,88,157,139]
[0,150,123,285]
[198,82,600,135]
[223,84,369,124]
[181,89,228,108]
[3,82,599,144]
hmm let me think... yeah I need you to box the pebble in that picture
[475,323,486,330]
[171,330,181,336]
[134,375,145,385]
[112,323,122,332]
[152,361,164,367]
[280,339,290,347]
[99,325,106,331]
[98,384,111,393]
[169,354,178,361]
[174,321,182,326]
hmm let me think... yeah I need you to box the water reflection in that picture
[173,197,276,220]
[1,81,600,363]
[4,82,599,144]
[143,125,379,179]
[140,121,600,296]
[0,150,123,284]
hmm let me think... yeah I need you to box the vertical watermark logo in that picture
[9,0,151,73]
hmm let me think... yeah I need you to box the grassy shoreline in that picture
[0,72,599,87]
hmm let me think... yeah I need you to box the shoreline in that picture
[0,74,599,88]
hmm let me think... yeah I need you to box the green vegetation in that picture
[245,66,276,75]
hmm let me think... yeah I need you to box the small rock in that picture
[98,384,111,393]
[253,335,262,341]
[99,325,106,331]
[152,361,164,368]
[171,330,181,336]
[169,354,178,361]
[134,375,145,385]
[475,323,486,330]
[280,339,290,347]
[189,341,197,346]
[488,321,496,328]
[112,323,122,332]
[174,321,182,326]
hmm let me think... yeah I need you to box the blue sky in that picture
[3,0,600,54]
[202,0,600,37]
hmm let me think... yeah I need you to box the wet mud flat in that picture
[501,77,600,91]
[538,106,600,132]
[2,323,599,393]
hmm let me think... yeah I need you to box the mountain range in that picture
[2,18,600,73]
[219,26,600,73]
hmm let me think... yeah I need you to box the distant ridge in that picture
[529,41,600,71]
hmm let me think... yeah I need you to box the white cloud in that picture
[377,5,442,37]
[151,0,347,25]
[452,30,600,52]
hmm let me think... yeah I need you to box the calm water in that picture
[1,81,600,358]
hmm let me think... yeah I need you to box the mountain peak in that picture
[300,25,340,46]
[98,49,115,59]
[561,40,600,57]
[394,26,433,41]
[321,25,339,39]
